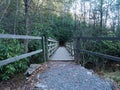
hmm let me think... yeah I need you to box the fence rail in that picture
[80,49,120,62]
[0,49,43,67]
[77,37,120,41]
[0,34,58,67]
[74,37,120,63]
[48,38,58,57]
[0,34,42,39]
[66,42,74,56]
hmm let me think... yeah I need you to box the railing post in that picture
[74,37,81,64]
[70,42,72,56]
[45,36,48,61]
[41,36,46,62]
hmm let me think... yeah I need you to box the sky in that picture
[70,0,118,27]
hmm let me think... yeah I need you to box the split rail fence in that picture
[0,34,58,67]
[74,37,120,63]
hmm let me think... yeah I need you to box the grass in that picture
[104,70,120,84]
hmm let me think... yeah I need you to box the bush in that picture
[28,40,43,64]
[0,29,29,80]
[80,40,120,70]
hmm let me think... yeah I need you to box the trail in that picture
[33,61,113,90]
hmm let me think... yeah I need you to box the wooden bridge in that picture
[0,34,74,67]
[0,34,120,66]
[0,34,120,89]
[49,47,74,61]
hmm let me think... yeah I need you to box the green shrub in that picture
[28,40,43,63]
[80,40,120,70]
[0,28,29,80]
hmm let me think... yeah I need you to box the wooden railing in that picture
[48,38,58,57]
[74,37,120,63]
[0,34,58,67]
[66,41,74,56]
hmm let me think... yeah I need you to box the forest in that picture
[0,0,120,85]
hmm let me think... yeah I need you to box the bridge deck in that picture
[49,47,74,61]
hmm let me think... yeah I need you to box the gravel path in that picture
[34,62,113,90]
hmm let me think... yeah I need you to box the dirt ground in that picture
[0,63,47,90]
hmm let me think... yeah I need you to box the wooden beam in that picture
[0,34,42,40]
[80,49,120,62]
[0,49,43,67]
[77,37,120,41]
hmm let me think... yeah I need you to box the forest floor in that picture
[0,61,119,90]
[0,73,25,90]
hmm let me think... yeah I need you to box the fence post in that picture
[74,37,81,64]
[44,36,48,61]
[70,42,72,56]
[74,38,77,62]
[41,36,46,62]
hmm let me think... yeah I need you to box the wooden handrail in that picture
[74,36,120,62]
[0,34,58,67]
[0,34,42,39]
[66,42,74,56]
[80,49,120,62]
[76,37,120,41]
[0,49,43,67]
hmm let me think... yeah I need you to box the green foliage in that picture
[78,21,120,69]
[0,59,28,80]
[104,70,120,84]
[80,39,120,70]
[28,40,44,63]
[51,14,74,43]
[0,31,28,80]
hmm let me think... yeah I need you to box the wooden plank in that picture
[48,45,57,57]
[48,39,57,42]
[0,34,42,40]
[48,44,55,47]
[48,46,57,52]
[77,37,120,41]
[80,49,120,62]
[49,47,74,61]
[0,49,43,67]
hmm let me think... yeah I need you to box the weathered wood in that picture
[48,46,56,52]
[0,34,42,39]
[48,38,57,42]
[78,36,120,62]
[48,44,57,57]
[0,34,58,67]
[49,47,74,61]
[77,37,120,41]
[47,38,58,57]
[75,38,81,64]
[0,49,43,67]
[66,42,74,56]
[48,41,58,57]
[80,49,120,62]
[41,36,46,62]
[45,36,48,61]
[48,44,55,47]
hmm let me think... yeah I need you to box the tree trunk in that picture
[24,0,30,53]
[117,7,120,35]
[100,0,103,33]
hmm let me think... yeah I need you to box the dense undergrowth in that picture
[0,29,28,80]
[79,33,120,84]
